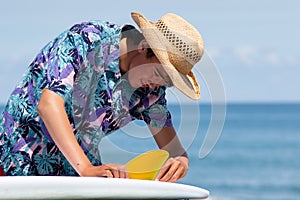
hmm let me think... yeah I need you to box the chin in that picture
[127,73,139,88]
[127,79,138,88]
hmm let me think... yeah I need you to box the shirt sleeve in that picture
[40,21,109,102]
[40,29,88,102]
[142,87,173,128]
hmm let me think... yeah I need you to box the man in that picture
[0,12,204,182]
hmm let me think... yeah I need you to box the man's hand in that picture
[80,164,129,178]
[155,156,189,182]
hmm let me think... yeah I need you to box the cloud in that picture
[261,51,298,68]
[264,52,280,66]
[233,45,258,66]
[208,45,298,69]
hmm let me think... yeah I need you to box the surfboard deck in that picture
[0,176,209,199]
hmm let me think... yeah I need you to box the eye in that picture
[154,69,160,77]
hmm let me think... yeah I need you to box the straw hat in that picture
[131,12,204,100]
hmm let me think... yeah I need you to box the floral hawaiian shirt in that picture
[0,21,172,176]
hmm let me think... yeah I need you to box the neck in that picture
[119,38,138,74]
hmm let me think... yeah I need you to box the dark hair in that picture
[121,25,155,58]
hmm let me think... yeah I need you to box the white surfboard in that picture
[0,176,209,199]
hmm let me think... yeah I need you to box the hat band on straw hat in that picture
[155,20,202,75]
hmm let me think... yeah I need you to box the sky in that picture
[0,0,299,104]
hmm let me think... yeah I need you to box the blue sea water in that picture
[184,103,300,200]
[1,103,300,200]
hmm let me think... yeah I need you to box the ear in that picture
[137,39,150,54]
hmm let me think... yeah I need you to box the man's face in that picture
[127,53,171,89]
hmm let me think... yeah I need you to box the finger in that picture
[178,164,188,180]
[168,158,189,182]
[124,167,129,179]
[160,161,181,182]
[155,162,171,181]
[119,166,127,178]
[159,166,176,182]
[169,165,185,183]
[111,168,120,178]
[105,170,113,178]
[176,158,188,180]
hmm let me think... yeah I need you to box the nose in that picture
[147,77,162,89]
[148,83,160,89]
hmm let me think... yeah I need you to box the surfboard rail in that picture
[0,176,209,199]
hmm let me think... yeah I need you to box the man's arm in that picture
[38,89,128,178]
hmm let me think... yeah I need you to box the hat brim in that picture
[131,12,200,100]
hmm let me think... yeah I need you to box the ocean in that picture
[1,103,300,200]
